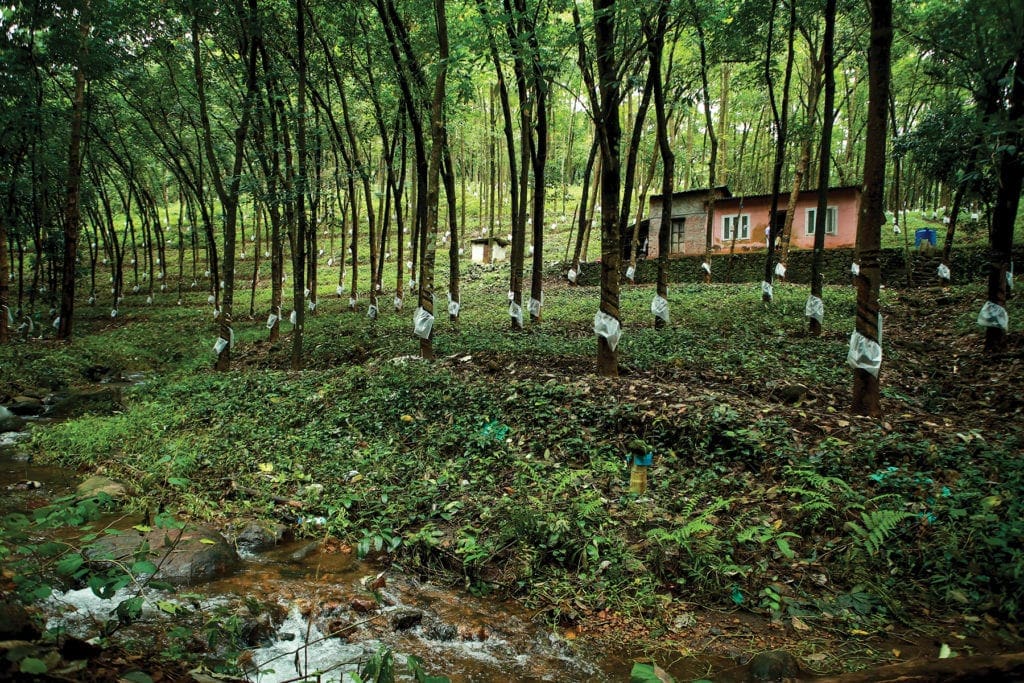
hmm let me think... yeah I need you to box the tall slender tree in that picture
[850,0,892,416]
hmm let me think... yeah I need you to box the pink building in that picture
[645,185,861,258]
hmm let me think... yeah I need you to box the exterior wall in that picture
[649,187,861,257]
[471,242,489,264]
[648,191,726,259]
[471,240,507,264]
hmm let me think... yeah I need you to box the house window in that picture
[722,214,750,241]
[805,206,839,236]
[669,217,686,254]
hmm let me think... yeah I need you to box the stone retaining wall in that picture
[564,245,1023,287]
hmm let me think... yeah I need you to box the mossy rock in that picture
[75,475,128,502]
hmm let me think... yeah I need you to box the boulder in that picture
[0,406,26,433]
[75,475,127,502]
[0,600,41,640]
[90,526,239,585]
[749,650,801,681]
[389,607,424,631]
[234,521,291,553]
[45,388,121,420]
[6,396,45,416]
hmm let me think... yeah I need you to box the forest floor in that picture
[2,271,1023,681]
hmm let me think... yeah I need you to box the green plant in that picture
[845,509,916,556]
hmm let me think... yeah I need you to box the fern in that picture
[845,509,915,555]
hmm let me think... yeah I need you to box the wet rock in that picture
[350,597,378,613]
[323,616,357,640]
[90,526,238,585]
[237,601,287,646]
[389,607,423,631]
[0,406,26,433]
[235,521,290,553]
[7,396,45,416]
[75,475,127,502]
[424,619,458,641]
[82,365,117,382]
[45,388,121,420]
[290,541,319,562]
[458,624,490,641]
[0,600,42,640]
[749,650,801,681]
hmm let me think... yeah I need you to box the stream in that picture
[1,385,665,682]
[2,383,913,683]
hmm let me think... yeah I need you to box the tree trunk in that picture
[809,0,837,336]
[761,0,795,302]
[691,0,718,283]
[779,46,824,269]
[984,44,1024,353]
[291,0,309,370]
[418,0,448,360]
[593,0,621,376]
[648,0,673,329]
[851,0,892,417]
[57,12,89,341]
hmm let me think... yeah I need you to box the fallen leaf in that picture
[791,616,811,632]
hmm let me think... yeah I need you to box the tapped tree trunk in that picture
[647,0,673,329]
[593,0,621,376]
[809,0,837,337]
[691,0,717,283]
[984,43,1024,354]
[291,0,309,370]
[57,12,89,341]
[419,0,448,360]
[851,0,892,417]
[761,0,795,302]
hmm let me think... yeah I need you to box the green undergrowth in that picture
[29,349,1024,632]
[6,277,1023,643]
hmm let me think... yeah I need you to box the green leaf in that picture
[776,537,795,559]
[56,553,85,576]
[20,658,49,674]
[131,560,158,575]
[133,524,153,532]
[630,662,674,683]
[199,538,217,545]
[120,672,154,683]
[116,596,145,623]
[157,600,179,614]
[167,477,190,487]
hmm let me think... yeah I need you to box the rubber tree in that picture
[807,0,837,337]
[850,0,892,417]
[645,0,673,329]
[760,0,796,303]
[191,0,260,370]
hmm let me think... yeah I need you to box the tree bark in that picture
[57,11,89,341]
[593,0,621,376]
[809,0,837,336]
[984,43,1024,353]
[851,0,891,417]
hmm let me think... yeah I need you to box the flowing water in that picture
[1,394,625,682]
[0,386,851,682]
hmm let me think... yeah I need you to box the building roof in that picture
[717,185,861,204]
[650,185,732,202]
[651,184,860,203]
[470,236,510,246]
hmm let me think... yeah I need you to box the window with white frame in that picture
[805,206,838,236]
[722,214,750,241]
[669,217,686,254]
